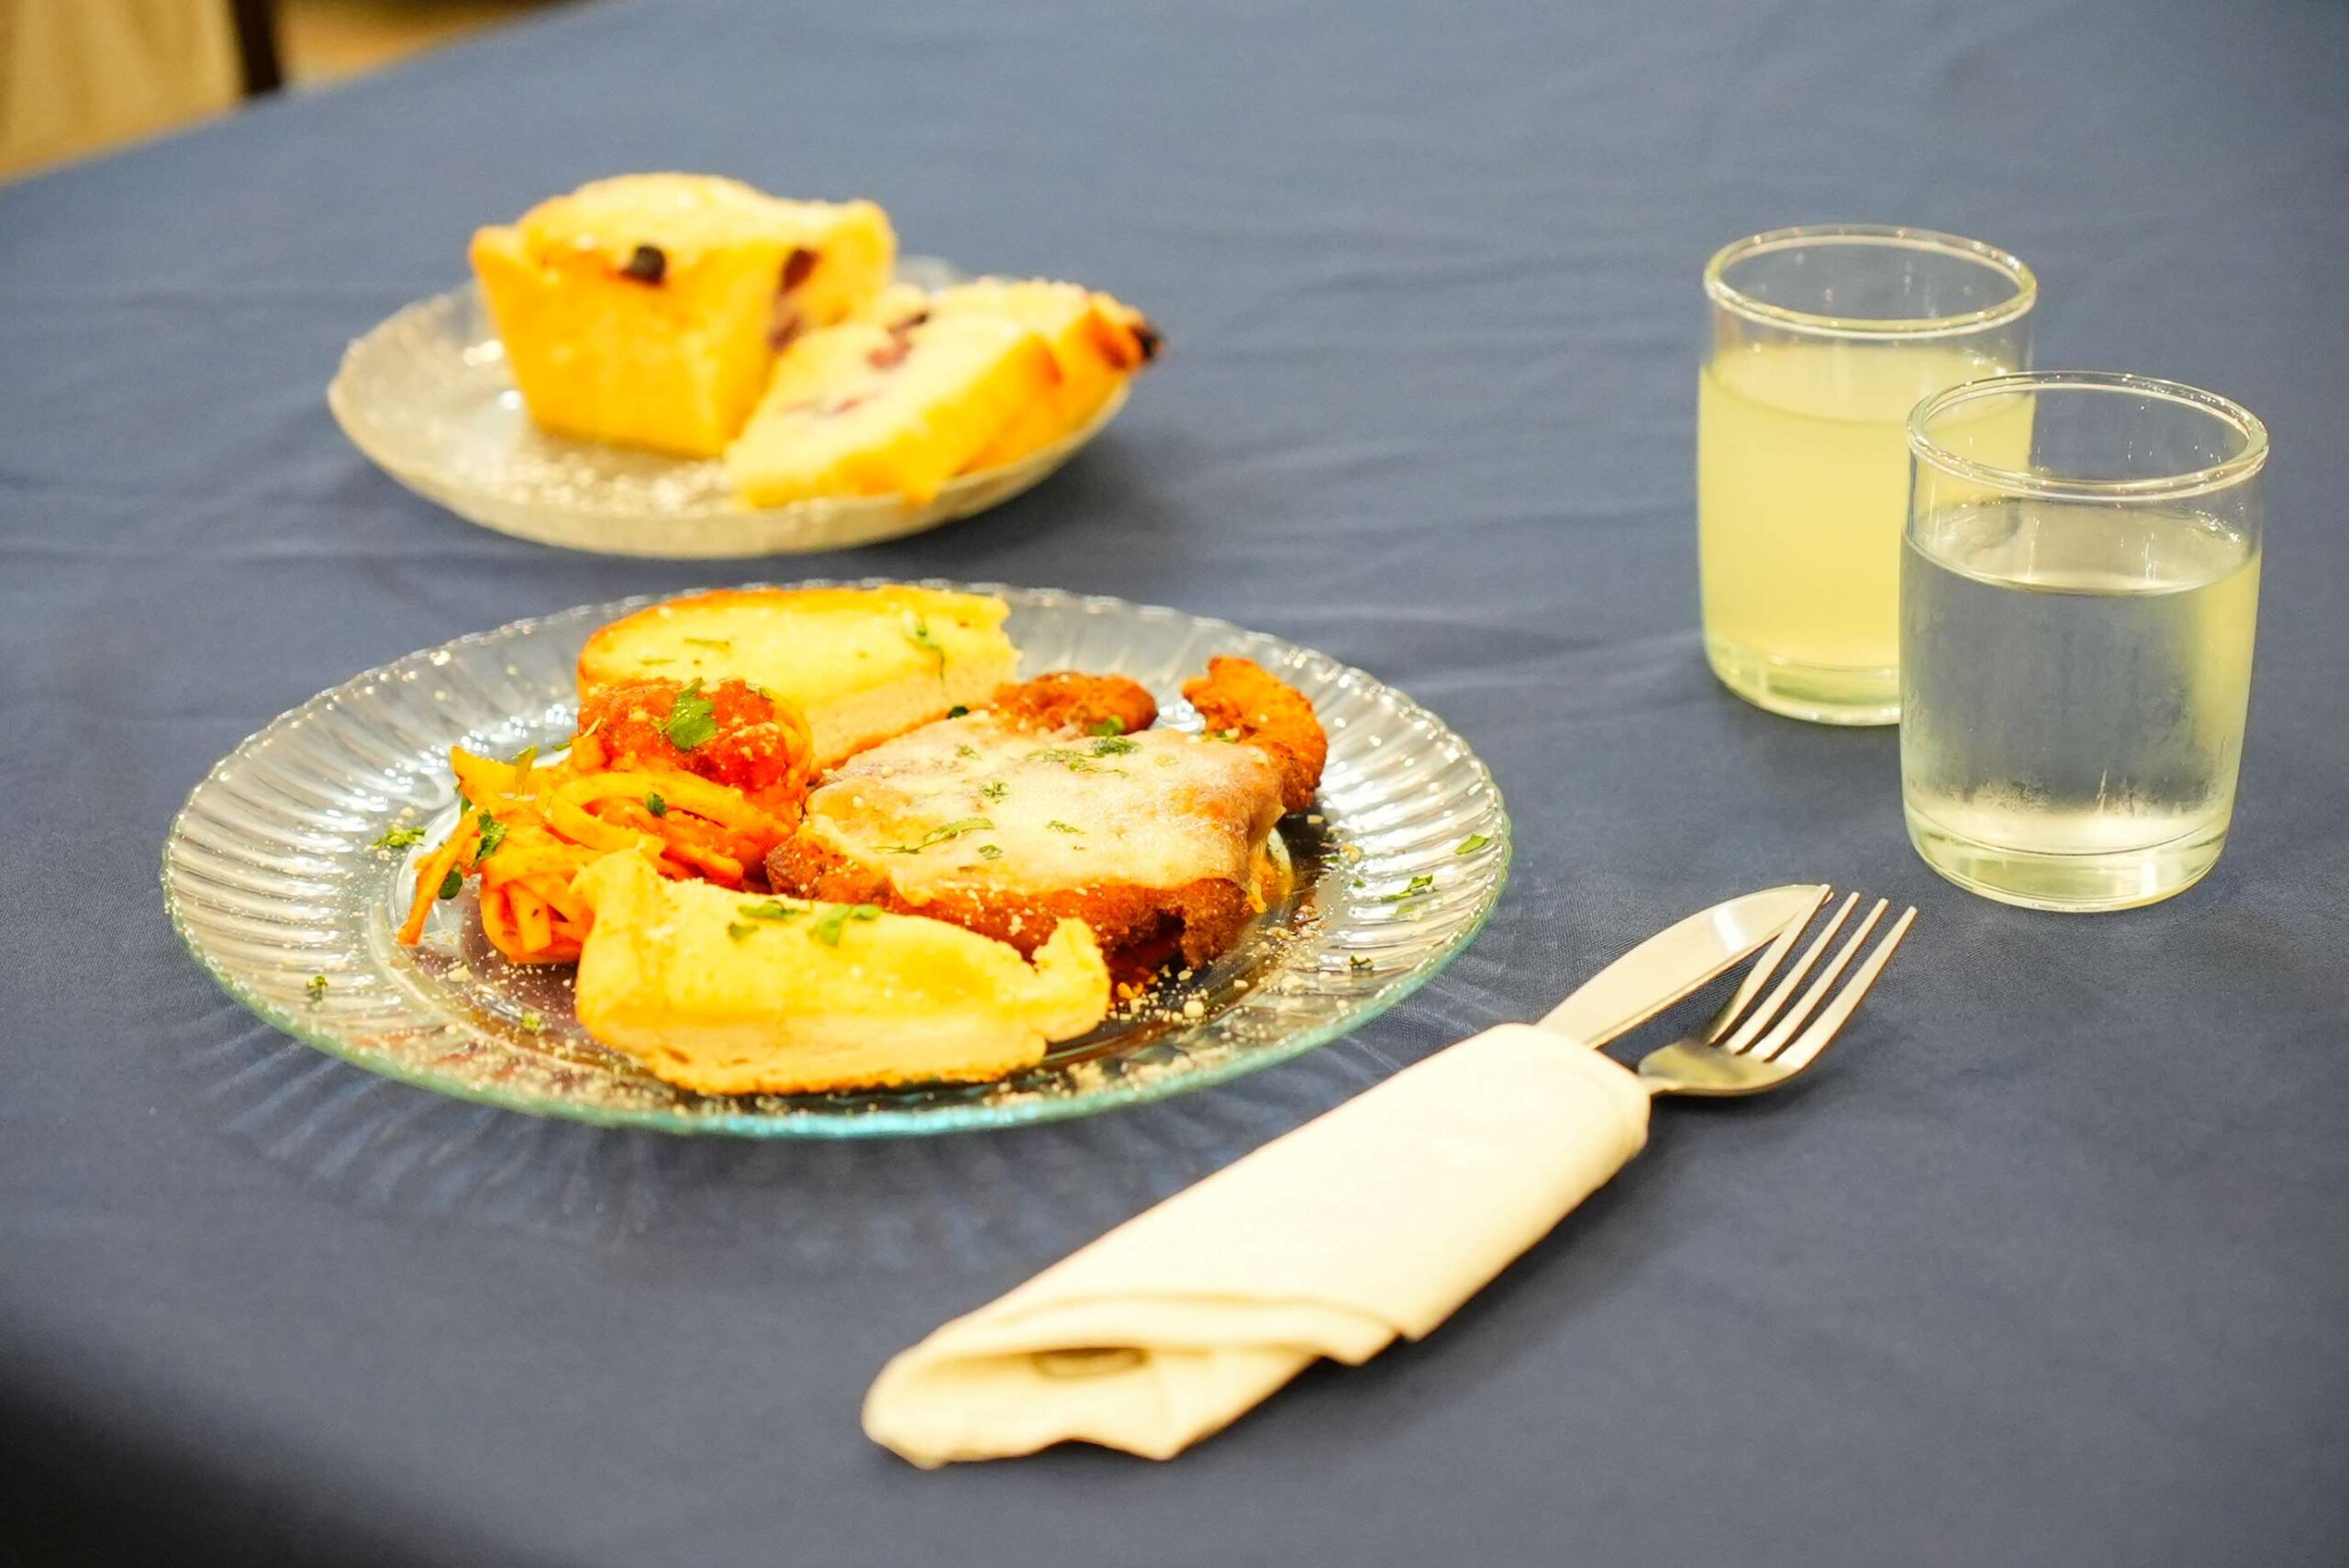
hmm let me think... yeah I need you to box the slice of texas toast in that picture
[577,586,1018,769]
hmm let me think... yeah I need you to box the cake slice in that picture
[853,281,934,327]
[576,585,1019,770]
[925,278,1161,469]
[572,851,1109,1095]
[470,173,895,457]
[722,314,1058,505]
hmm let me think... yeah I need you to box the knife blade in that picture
[1537,884,1827,1047]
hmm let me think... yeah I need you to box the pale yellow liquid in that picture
[1698,341,2032,723]
[1901,501,2260,910]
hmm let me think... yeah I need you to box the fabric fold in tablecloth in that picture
[863,1024,1651,1464]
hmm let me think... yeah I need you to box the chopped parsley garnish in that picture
[726,920,759,942]
[1046,819,1084,834]
[1208,727,1241,742]
[878,817,993,855]
[1089,736,1139,757]
[1028,747,1097,773]
[638,657,675,667]
[663,680,718,751]
[957,743,980,759]
[518,1010,546,1034]
[644,792,667,817]
[737,899,800,922]
[978,781,1008,803]
[1349,955,1375,973]
[947,705,970,718]
[1090,717,1125,737]
[304,974,328,1004]
[1454,834,1492,855]
[370,825,427,851]
[507,744,538,773]
[682,637,732,650]
[471,811,507,864]
[811,903,884,945]
[976,844,1003,861]
[438,867,464,900]
[904,615,947,675]
[1380,873,1437,903]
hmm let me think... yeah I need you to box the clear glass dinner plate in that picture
[161,584,1509,1137]
[326,260,1126,558]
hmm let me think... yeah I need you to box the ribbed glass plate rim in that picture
[324,261,1122,528]
[161,581,1510,1137]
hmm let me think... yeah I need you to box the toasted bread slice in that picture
[766,662,1321,968]
[572,852,1108,1095]
[471,174,894,457]
[723,314,1059,505]
[577,586,1019,771]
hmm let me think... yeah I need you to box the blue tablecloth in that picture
[4,1,2344,1561]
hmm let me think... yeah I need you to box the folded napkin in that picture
[863,1024,1651,1465]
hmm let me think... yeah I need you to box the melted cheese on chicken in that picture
[796,713,1285,904]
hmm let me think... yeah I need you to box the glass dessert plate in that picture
[161,584,1510,1137]
[327,260,1125,558]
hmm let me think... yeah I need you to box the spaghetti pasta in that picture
[396,710,802,964]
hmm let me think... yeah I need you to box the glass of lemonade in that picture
[1901,373,2267,911]
[1700,225,2036,724]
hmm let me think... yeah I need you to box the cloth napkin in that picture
[863,1023,1652,1465]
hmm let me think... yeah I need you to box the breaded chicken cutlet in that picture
[764,660,1326,969]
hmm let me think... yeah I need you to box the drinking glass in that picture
[1700,225,2035,724]
[1901,373,2267,911]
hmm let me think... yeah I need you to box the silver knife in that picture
[1538,884,1828,1047]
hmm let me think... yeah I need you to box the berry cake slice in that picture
[470,174,894,458]
[926,278,1161,469]
[722,314,1059,505]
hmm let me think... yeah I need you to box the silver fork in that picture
[1633,887,1918,1097]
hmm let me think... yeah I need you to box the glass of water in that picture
[1900,373,2267,911]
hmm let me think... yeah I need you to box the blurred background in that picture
[0,0,578,181]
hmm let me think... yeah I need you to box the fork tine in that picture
[1718,893,1858,1056]
[1702,884,1831,1044]
[1767,906,1918,1073]
[1750,898,1889,1062]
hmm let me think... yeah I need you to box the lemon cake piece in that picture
[576,585,1019,769]
[926,278,1160,469]
[572,852,1109,1095]
[722,314,1058,505]
[853,281,933,327]
[470,173,895,457]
